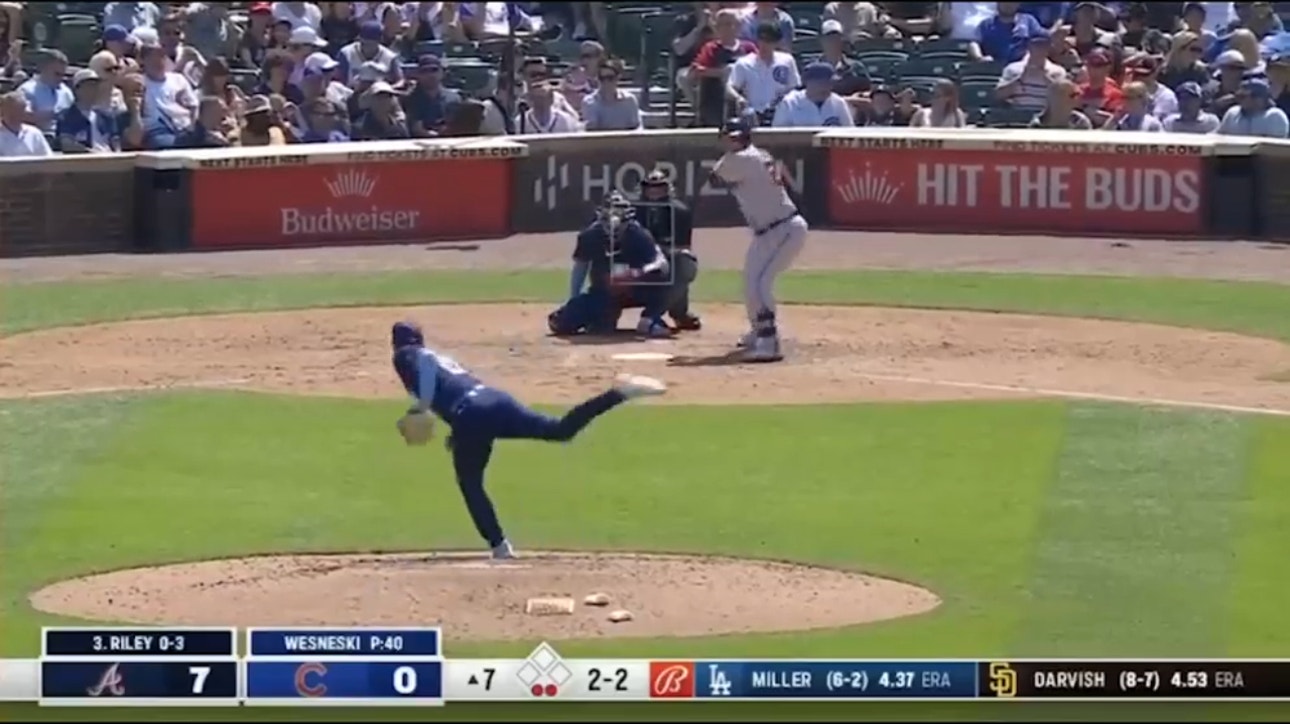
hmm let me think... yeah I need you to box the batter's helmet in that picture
[721,116,753,143]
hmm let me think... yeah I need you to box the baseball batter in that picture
[390,321,667,559]
[710,117,808,362]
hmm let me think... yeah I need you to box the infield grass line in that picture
[1227,416,1290,656]
[6,270,1290,342]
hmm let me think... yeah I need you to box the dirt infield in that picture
[10,231,1290,637]
[3,303,1290,411]
[28,552,940,640]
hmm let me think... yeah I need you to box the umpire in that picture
[633,170,701,330]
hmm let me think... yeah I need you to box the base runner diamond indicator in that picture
[517,642,569,699]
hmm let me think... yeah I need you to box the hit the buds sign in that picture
[828,149,1206,236]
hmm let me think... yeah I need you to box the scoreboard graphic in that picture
[5,626,1290,705]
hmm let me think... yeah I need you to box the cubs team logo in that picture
[772,65,789,84]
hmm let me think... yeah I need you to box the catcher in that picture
[390,320,667,559]
[634,170,701,330]
[548,192,673,338]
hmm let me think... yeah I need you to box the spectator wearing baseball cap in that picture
[356,81,411,140]
[995,32,1068,111]
[772,61,853,128]
[819,20,872,96]
[88,50,130,116]
[300,51,350,111]
[1123,54,1178,119]
[102,1,162,32]
[1217,77,1290,137]
[18,50,73,135]
[102,24,137,67]
[403,54,462,137]
[346,59,390,120]
[1066,2,1119,60]
[1211,48,1254,116]
[272,0,323,32]
[1075,47,1122,126]
[974,2,1046,65]
[55,69,122,153]
[1163,81,1221,133]
[1105,80,1165,131]
[856,84,897,126]
[338,20,403,86]
[240,94,288,145]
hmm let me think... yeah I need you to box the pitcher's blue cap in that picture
[392,321,425,347]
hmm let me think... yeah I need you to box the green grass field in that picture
[4,268,1290,722]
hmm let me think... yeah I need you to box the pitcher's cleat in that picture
[614,374,668,399]
[491,540,516,560]
[743,336,784,363]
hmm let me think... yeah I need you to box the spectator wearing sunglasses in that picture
[581,59,642,131]
[521,56,579,117]
[88,51,130,116]
[300,96,350,142]
[1217,77,1289,137]
[1160,31,1211,90]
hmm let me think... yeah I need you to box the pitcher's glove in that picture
[397,409,434,446]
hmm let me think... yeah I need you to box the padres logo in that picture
[988,662,1017,698]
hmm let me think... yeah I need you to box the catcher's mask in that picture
[641,170,672,201]
[598,191,634,238]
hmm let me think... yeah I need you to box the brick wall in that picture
[0,155,136,257]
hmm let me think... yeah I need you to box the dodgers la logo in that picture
[708,665,733,696]
[772,65,789,85]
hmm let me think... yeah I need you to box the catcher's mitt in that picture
[397,409,434,446]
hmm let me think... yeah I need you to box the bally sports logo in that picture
[280,169,423,237]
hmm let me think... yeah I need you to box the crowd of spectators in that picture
[2,2,1290,158]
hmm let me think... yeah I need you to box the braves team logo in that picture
[295,661,328,697]
[649,662,695,698]
[86,663,126,697]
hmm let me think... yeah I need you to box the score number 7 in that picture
[189,666,210,694]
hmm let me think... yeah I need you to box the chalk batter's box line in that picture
[613,199,677,287]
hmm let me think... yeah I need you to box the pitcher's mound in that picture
[29,552,941,641]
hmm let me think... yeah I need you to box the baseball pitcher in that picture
[391,321,667,559]
[709,116,808,362]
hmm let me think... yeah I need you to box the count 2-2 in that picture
[370,635,403,651]
[588,668,628,692]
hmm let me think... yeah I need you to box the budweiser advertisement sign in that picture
[190,159,511,249]
[827,148,1205,236]
[512,131,824,233]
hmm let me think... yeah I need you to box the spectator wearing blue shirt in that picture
[102,1,162,32]
[1218,77,1290,137]
[402,54,462,137]
[55,70,122,153]
[975,2,1046,63]
[300,97,350,142]
[1018,2,1067,30]
[19,50,74,135]
[740,2,794,51]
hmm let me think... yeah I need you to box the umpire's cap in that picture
[721,116,753,141]
[392,321,425,348]
[641,169,671,189]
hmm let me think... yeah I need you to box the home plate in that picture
[612,352,675,362]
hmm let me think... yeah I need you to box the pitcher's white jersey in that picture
[712,144,799,232]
